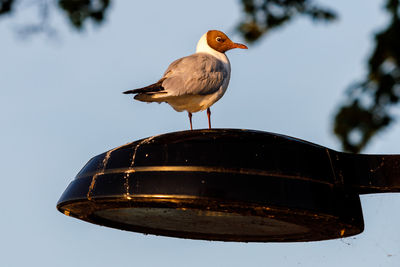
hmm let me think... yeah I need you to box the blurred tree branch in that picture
[333,0,400,153]
[1,0,335,39]
[0,0,15,15]
[236,0,336,43]
[58,0,110,29]
[0,0,110,36]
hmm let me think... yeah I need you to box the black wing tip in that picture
[123,80,165,95]
[123,90,135,94]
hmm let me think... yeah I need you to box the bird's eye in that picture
[216,37,222,42]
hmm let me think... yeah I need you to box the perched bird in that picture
[123,30,247,130]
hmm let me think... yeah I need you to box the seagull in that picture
[123,30,247,130]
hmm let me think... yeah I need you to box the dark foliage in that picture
[0,0,111,32]
[237,0,336,42]
[334,0,400,153]
[0,0,14,15]
[58,0,110,29]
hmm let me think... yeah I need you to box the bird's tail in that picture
[123,78,167,102]
[123,78,165,94]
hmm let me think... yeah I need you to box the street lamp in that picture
[57,129,400,242]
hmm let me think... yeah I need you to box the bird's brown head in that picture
[206,30,248,53]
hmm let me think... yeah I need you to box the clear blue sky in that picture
[1,0,400,266]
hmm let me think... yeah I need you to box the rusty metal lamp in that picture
[57,129,400,242]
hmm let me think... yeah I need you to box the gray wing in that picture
[161,53,228,96]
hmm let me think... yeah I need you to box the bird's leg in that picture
[207,108,212,129]
[188,112,193,130]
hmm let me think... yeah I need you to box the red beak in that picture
[232,43,248,49]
